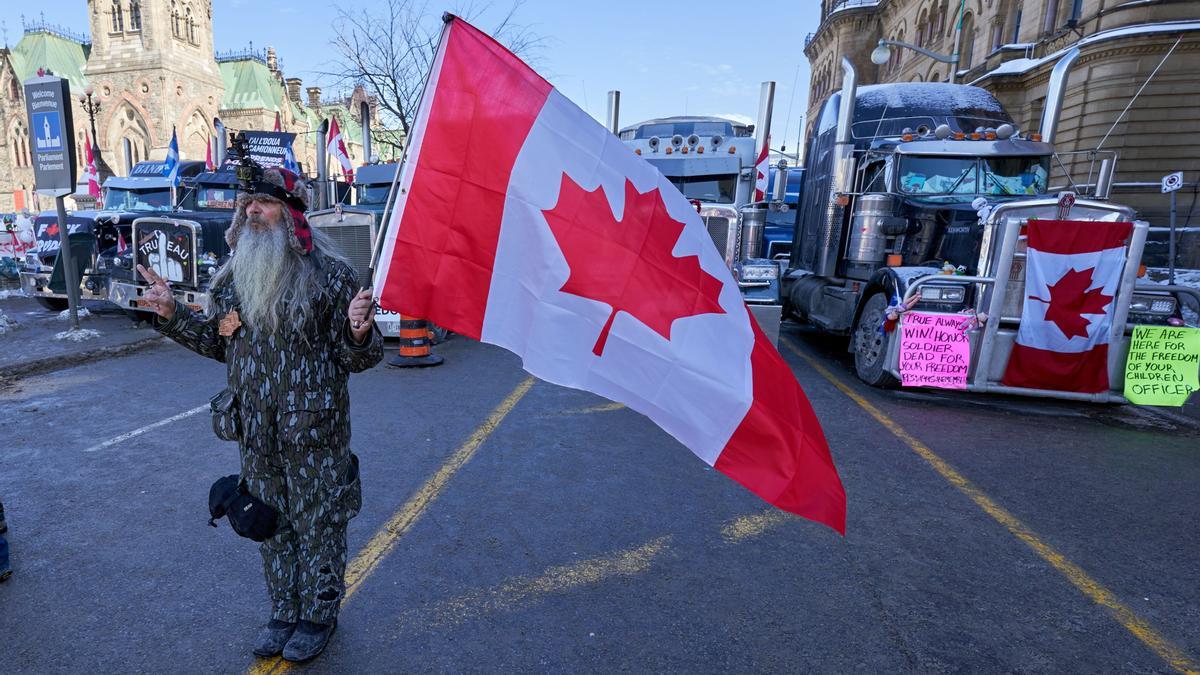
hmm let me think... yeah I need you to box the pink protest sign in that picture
[899,312,971,389]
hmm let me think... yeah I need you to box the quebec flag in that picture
[283,141,301,174]
[163,127,180,186]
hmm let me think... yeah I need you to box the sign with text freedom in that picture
[23,75,77,196]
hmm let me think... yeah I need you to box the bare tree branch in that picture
[322,0,545,143]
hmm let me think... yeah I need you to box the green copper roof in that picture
[9,30,90,92]
[219,58,286,112]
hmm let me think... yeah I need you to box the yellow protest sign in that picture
[1124,325,1200,406]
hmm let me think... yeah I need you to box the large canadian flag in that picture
[1002,219,1132,393]
[374,17,845,532]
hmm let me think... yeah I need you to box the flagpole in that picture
[368,14,455,276]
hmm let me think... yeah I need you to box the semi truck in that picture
[19,160,208,311]
[783,48,1198,401]
[105,165,238,316]
[614,84,792,342]
[306,161,406,338]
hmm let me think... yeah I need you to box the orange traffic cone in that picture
[387,314,445,368]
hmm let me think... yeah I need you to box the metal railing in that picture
[22,19,90,45]
[215,48,268,65]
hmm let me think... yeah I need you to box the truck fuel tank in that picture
[846,194,907,280]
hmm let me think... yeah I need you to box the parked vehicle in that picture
[783,50,1197,400]
[19,160,207,311]
[307,161,405,337]
[617,90,790,342]
[105,166,239,316]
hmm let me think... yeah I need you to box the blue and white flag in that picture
[163,127,180,186]
[282,140,301,174]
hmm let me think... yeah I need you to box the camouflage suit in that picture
[157,252,383,625]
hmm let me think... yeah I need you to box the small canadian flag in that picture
[374,17,845,532]
[84,130,101,199]
[753,136,770,202]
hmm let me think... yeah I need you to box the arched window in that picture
[917,9,929,47]
[172,2,180,37]
[961,13,976,69]
[8,77,19,99]
[111,0,124,32]
[186,7,196,43]
[129,1,142,31]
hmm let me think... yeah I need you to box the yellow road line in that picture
[574,401,626,414]
[781,337,1200,674]
[399,536,672,631]
[247,376,536,675]
[720,509,795,544]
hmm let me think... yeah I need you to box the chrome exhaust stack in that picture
[816,57,858,277]
[1038,47,1080,146]
[606,90,621,135]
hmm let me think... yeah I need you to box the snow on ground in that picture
[0,289,26,300]
[57,307,91,321]
[0,310,17,335]
[54,328,101,342]
[1146,268,1200,326]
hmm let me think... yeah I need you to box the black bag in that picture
[208,474,279,542]
[209,389,241,442]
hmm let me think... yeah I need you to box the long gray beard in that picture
[225,224,310,334]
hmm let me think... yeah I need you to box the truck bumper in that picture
[747,304,782,347]
[19,270,111,302]
[109,280,211,315]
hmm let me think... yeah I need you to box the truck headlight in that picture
[740,264,779,281]
[1129,294,1176,315]
[919,285,966,303]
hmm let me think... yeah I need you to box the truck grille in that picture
[705,216,730,254]
[308,209,379,287]
[319,224,374,286]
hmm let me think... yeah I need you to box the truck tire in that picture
[35,297,69,312]
[852,293,898,388]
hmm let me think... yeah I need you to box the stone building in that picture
[0,1,394,213]
[803,0,1200,264]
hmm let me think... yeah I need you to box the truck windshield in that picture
[667,175,736,204]
[899,157,977,195]
[104,188,174,211]
[357,184,391,205]
[982,156,1050,196]
[195,187,238,210]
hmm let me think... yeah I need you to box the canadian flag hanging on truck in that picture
[753,137,770,202]
[373,16,846,533]
[1002,219,1133,393]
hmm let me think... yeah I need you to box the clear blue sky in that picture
[6,1,821,152]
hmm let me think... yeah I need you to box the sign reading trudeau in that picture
[23,75,77,196]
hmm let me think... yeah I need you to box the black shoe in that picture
[281,620,336,662]
[0,567,11,583]
[252,620,297,657]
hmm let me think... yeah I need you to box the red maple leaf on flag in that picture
[45,222,59,237]
[543,175,726,356]
[1029,267,1114,340]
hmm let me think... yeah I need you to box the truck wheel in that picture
[35,297,69,312]
[853,293,898,388]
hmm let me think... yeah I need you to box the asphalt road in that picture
[0,323,1197,673]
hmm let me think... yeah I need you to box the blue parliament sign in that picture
[23,75,78,196]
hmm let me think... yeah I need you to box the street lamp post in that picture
[77,87,114,179]
[870,0,968,83]
[871,39,959,81]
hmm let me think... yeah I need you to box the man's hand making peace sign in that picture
[136,264,176,321]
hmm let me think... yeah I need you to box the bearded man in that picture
[137,167,383,662]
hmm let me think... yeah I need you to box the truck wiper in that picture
[943,169,973,195]
[983,170,1014,195]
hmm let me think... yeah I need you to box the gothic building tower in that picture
[84,0,224,166]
